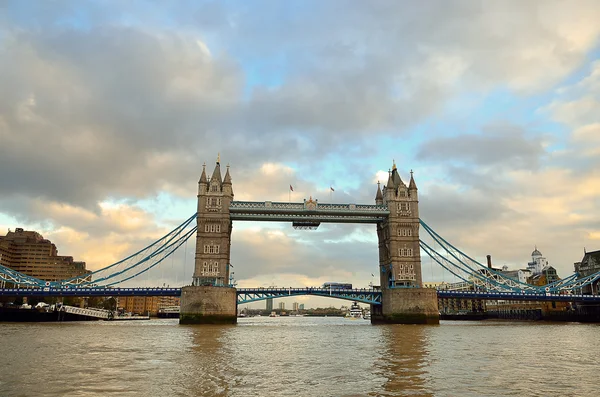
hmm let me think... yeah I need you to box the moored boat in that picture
[157,306,180,318]
[346,302,363,319]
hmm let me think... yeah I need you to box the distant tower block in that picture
[180,157,237,325]
[372,163,439,324]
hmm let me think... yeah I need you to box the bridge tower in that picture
[180,157,237,324]
[372,162,439,324]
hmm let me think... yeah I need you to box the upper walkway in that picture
[229,201,390,223]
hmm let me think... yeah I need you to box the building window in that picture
[201,261,220,276]
[398,228,412,237]
[397,202,410,212]
[203,244,220,254]
[204,224,221,233]
[399,248,413,257]
[211,184,219,192]
[206,197,222,208]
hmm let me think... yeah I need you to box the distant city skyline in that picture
[1,1,599,308]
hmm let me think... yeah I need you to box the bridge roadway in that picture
[2,287,600,304]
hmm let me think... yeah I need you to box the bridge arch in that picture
[236,288,382,305]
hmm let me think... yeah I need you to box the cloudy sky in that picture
[1,1,600,307]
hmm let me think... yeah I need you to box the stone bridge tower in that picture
[373,162,439,324]
[180,158,237,324]
[193,159,233,287]
[377,162,422,288]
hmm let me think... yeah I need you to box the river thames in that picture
[0,317,598,396]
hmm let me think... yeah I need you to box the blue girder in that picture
[0,287,181,297]
[236,287,382,305]
[3,287,600,304]
[2,212,599,297]
[438,290,600,303]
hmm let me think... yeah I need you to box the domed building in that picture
[527,246,548,275]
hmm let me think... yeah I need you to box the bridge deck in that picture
[1,288,600,303]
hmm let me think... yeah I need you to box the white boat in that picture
[363,310,371,320]
[346,302,363,319]
[157,306,180,318]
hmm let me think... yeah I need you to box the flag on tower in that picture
[289,185,294,191]
[330,186,335,192]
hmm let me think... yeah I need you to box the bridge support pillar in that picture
[372,288,439,324]
[179,286,237,324]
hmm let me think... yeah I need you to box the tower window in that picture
[203,244,220,254]
[397,202,410,212]
[204,224,221,233]
[206,197,222,208]
[398,228,412,237]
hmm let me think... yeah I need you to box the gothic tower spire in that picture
[375,181,383,205]
[409,169,417,191]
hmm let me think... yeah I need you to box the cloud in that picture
[417,122,546,170]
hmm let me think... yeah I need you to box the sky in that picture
[1,0,600,308]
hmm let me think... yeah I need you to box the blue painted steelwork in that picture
[2,287,599,304]
[438,290,600,303]
[229,201,389,223]
[420,219,600,293]
[420,220,543,293]
[3,210,599,297]
[0,214,198,288]
[236,287,382,305]
[0,287,181,297]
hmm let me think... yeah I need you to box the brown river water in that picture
[0,317,598,396]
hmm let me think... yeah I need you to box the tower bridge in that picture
[2,158,600,324]
[179,159,438,325]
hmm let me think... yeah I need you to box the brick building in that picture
[117,296,180,315]
[0,228,90,283]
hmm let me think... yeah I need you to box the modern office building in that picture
[266,297,273,311]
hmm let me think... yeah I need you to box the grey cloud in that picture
[2,0,595,216]
[417,123,545,170]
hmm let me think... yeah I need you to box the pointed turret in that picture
[223,165,232,185]
[392,168,405,188]
[199,163,207,184]
[386,169,394,188]
[210,159,222,184]
[222,164,233,196]
[198,163,208,195]
[409,170,417,190]
[375,182,383,205]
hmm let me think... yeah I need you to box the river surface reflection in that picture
[0,317,598,396]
